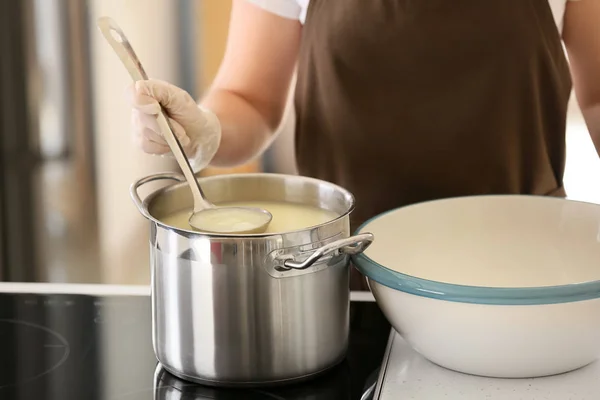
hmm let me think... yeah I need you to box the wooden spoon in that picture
[97,17,272,234]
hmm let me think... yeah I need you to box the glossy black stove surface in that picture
[0,293,390,400]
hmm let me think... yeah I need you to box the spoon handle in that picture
[97,17,212,212]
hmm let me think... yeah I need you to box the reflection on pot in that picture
[153,362,352,400]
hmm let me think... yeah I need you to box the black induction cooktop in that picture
[0,292,390,400]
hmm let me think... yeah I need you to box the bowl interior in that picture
[357,195,600,288]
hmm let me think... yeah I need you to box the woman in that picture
[127,0,599,288]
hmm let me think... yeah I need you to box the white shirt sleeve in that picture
[245,0,302,20]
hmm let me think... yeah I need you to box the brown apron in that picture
[294,0,572,290]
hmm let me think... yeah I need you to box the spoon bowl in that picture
[189,206,272,235]
[97,16,272,234]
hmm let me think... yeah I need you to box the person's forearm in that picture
[582,103,600,158]
[200,89,280,168]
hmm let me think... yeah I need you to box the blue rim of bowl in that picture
[351,196,600,306]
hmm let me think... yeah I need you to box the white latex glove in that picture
[126,79,221,171]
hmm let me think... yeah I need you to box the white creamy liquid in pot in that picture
[160,201,340,233]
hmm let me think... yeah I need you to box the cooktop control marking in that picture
[0,319,70,389]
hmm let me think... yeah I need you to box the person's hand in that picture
[126,79,221,170]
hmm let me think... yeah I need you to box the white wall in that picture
[89,0,179,285]
[564,99,600,203]
[268,76,298,175]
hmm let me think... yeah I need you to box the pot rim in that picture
[352,194,600,306]
[141,172,356,239]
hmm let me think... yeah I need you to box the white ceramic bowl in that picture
[352,195,600,378]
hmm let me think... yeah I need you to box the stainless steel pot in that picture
[130,172,374,387]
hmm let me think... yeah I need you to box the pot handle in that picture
[278,232,374,271]
[129,172,187,220]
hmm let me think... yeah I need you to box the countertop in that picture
[0,282,376,301]
[375,331,600,400]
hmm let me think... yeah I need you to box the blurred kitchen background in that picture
[0,0,598,286]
